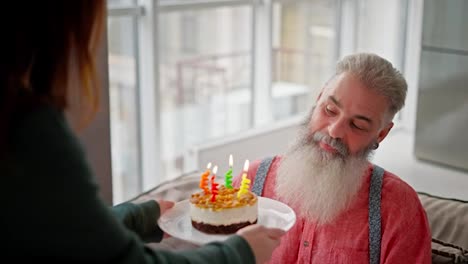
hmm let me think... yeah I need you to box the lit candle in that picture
[199,162,211,194]
[237,160,250,198]
[224,154,233,189]
[211,166,219,202]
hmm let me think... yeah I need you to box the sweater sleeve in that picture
[111,200,164,243]
[5,107,256,264]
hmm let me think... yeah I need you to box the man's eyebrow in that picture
[329,96,341,107]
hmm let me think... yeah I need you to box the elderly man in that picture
[234,53,431,263]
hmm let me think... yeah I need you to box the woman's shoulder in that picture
[7,103,97,186]
[10,104,84,157]
[14,104,66,132]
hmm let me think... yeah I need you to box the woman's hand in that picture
[157,200,175,239]
[237,224,286,264]
[157,200,175,216]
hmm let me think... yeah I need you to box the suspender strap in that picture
[369,165,384,264]
[252,156,274,196]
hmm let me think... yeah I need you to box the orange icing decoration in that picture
[190,186,257,210]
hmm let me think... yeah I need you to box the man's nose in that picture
[328,119,346,139]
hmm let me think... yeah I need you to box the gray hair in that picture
[335,53,407,117]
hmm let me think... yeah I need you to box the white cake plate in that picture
[157,197,296,246]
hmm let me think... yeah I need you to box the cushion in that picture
[418,192,468,263]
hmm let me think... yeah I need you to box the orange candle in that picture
[199,162,211,194]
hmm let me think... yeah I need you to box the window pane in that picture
[108,0,137,9]
[159,6,253,179]
[272,0,337,120]
[356,0,406,69]
[159,0,245,4]
[107,16,141,204]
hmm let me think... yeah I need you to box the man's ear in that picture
[377,122,394,143]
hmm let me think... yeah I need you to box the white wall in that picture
[372,128,468,200]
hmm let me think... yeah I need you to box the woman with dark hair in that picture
[0,1,284,262]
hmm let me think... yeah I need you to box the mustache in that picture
[311,131,349,157]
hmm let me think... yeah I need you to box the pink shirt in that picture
[233,156,432,264]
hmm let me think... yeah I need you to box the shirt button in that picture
[303,241,309,247]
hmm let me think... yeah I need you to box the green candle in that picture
[225,154,233,189]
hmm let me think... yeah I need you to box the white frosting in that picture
[190,202,258,225]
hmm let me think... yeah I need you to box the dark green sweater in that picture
[1,105,255,263]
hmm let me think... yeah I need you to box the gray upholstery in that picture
[418,192,468,263]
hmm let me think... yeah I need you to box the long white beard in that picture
[275,126,373,225]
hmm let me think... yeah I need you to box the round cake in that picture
[190,185,258,234]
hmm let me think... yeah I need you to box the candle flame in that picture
[213,165,218,174]
[229,154,233,167]
[206,162,212,169]
[243,160,249,171]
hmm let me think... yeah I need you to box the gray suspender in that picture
[251,156,274,196]
[253,156,384,264]
[369,165,384,264]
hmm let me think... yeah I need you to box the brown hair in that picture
[0,1,105,148]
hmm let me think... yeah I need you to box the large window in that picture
[272,0,336,120]
[106,0,409,204]
[159,6,253,179]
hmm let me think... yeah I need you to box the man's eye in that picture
[352,123,365,130]
[325,106,336,115]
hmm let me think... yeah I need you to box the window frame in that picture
[108,1,145,203]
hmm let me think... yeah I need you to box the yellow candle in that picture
[237,160,250,198]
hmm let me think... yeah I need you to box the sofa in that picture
[131,171,468,263]
[418,192,468,263]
